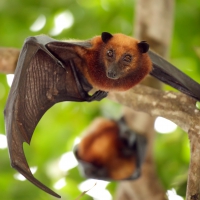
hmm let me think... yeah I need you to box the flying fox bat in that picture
[4,32,200,198]
[74,117,146,181]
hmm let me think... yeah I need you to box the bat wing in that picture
[148,50,200,101]
[4,36,106,198]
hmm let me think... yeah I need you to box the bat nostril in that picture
[107,71,118,79]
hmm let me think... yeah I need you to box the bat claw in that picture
[11,160,61,198]
[57,60,65,69]
[87,90,108,102]
[6,136,61,198]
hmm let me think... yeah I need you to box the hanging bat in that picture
[74,117,146,181]
[4,32,200,198]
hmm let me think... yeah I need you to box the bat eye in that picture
[123,55,132,62]
[107,50,114,57]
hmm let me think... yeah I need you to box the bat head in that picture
[87,32,152,91]
[101,32,150,80]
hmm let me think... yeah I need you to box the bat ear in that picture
[138,41,149,53]
[101,32,113,43]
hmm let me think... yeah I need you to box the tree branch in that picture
[108,85,199,133]
[108,84,200,200]
[187,129,200,200]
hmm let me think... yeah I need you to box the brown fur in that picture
[77,118,136,180]
[75,33,152,91]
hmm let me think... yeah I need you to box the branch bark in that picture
[108,86,199,133]
[134,0,174,57]
[187,130,200,200]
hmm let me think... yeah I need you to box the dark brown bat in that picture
[4,32,200,198]
[74,117,146,181]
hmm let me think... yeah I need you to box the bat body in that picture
[4,32,200,198]
[74,117,146,181]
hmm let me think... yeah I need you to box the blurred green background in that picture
[0,0,200,199]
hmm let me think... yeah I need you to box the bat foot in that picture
[86,90,108,102]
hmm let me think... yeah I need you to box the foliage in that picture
[0,0,200,199]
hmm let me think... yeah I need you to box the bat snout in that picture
[107,69,120,80]
[106,64,120,80]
